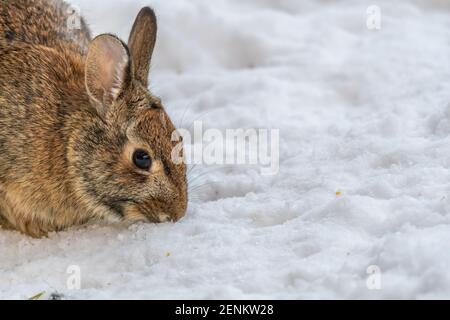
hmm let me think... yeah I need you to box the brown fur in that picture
[0,0,188,237]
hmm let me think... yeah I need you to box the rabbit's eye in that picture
[150,102,160,109]
[133,150,152,171]
[149,98,162,109]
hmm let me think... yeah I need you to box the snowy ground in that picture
[2,0,450,299]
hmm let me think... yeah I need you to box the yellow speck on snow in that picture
[29,292,45,300]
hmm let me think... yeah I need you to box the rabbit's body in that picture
[0,39,93,236]
[0,1,188,237]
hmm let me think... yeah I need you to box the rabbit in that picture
[0,0,188,237]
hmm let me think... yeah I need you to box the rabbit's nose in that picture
[157,213,184,223]
[157,214,171,223]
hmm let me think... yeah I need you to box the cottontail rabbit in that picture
[0,0,187,237]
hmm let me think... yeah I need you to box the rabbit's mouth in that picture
[125,212,172,224]
[117,201,183,224]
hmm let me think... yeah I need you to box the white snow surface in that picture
[2,0,450,299]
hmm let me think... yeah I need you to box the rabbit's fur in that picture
[0,0,188,237]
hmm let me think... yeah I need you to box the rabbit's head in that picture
[71,8,187,223]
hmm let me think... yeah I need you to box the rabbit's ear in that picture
[128,7,157,87]
[85,34,131,116]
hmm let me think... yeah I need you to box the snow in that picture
[2,0,450,299]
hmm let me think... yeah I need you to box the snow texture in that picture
[2,0,450,299]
